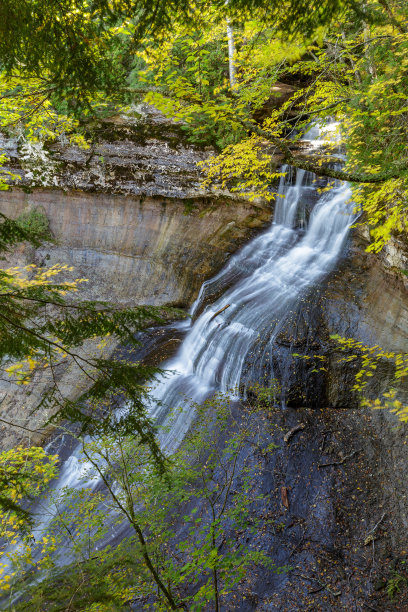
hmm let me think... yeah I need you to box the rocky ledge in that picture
[1,105,221,199]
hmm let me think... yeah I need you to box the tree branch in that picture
[242,120,408,183]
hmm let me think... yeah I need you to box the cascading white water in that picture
[150,170,354,450]
[1,124,356,585]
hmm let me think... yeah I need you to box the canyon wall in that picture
[0,105,271,307]
[1,109,408,605]
[0,106,272,451]
[322,231,408,547]
[271,227,408,550]
[0,189,270,307]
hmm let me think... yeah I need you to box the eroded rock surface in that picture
[1,105,213,198]
[263,227,408,573]
[1,108,407,607]
[0,107,273,451]
[0,189,270,307]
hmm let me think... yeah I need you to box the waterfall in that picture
[150,169,353,450]
[1,125,356,586]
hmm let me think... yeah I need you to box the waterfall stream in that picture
[152,171,353,451]
[2,125,356,589]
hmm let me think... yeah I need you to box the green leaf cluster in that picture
[4,393,285,610]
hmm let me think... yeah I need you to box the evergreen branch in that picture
[0,293,93,309]
[0,311,99,373]
[377,0,407,34]
[0,85,57,101]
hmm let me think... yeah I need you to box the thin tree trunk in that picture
[362,1,377,79]
[226,18,236,87]
[341,31,362,86]
[211,525,220,612]
[82,445,180,610]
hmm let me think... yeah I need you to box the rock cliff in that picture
[0,106,272,450]
[267,226,408,559]
[0,105,272,307]
[1,112,408,606]
[0,189,270,307]
[323,230,408,552]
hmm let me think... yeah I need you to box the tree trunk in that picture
[226,18,236,87]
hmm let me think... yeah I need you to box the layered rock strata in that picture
[0,107,272,450]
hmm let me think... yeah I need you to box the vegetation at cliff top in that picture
[0,1,408,250]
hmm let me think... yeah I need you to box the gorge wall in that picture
[0,189,270,307]
[0,105,271,307]
[0,107,272,451]
[323,230,408,549]
[271,225,408,554]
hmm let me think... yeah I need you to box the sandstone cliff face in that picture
[0,189,270,307]
[324,230,408,356]
[0,107,272,451]
[0,104,272,307]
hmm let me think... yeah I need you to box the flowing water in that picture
[2,127,356,589]
[151,168,353,450]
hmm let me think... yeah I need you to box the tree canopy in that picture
[0,1,407,249]
[0,0,406,526]
[0,0,361,102]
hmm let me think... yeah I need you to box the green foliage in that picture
[130,1,408,249]
[0,0,361,106]
[8,536,146,610]
[135,19,244,148]
[0,447,58,540]
[331,334,408,421]
[4,392,285,610]
[0,154,20,191]
[248,381,282,405]
[0,204,185,520]
[15,207,50,240]
[0,0,132,108]
[0,74,92,147]
[387,569,408,601]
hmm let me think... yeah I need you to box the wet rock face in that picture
[266,228,408,555]
[320,231,408,552]
[149,403,397,611]
[324,234,408,349]
[321,231,408,404]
